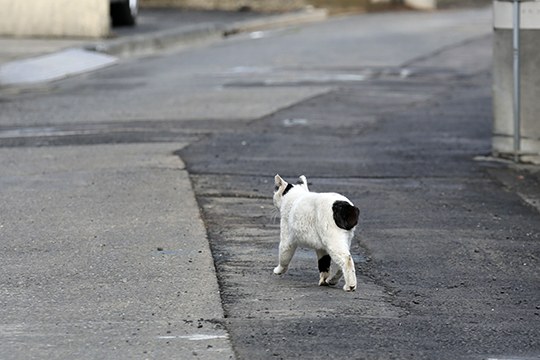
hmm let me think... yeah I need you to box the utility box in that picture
[492,0,540,163]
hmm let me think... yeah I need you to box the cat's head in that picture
[273,174,309,208]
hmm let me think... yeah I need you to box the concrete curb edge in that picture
[88,8,328,57]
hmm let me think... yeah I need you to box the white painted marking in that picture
[283,118,308,127]
[249,31,266,39]
[400,68,412,79]
[157,334,228,341]
[228,66,272,74]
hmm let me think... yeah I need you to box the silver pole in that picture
[513,0,521,162]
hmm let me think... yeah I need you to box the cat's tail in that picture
[298,175,309,191]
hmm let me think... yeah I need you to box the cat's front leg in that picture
[326,266,343,286]
[316,250,331,286]
[274,242,297,275]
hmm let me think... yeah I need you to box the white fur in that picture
[273,174,358,292]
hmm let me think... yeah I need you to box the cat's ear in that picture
[275,174,286,189]
[298,175,309,191]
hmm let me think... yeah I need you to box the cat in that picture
[273,174,360,292]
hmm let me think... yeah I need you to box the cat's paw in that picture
[273,265,287,275]
[326,277,340,286]
[318,272,330,286]
[319,279,330,286]
[343,284,356,292]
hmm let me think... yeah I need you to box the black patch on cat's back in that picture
[318,255,331,273]
[332,201,360,230]
[282,183,294,196]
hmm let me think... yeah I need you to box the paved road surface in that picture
[1,7,539,360]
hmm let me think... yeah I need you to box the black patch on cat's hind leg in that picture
[332,201,360,230]
[317,252,331,286]
[318,255,331,273]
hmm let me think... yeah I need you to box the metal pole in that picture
[512,0,521,162]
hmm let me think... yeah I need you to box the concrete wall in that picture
[0,0,110,38]
[492,0,540,163]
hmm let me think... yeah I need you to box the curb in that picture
[0,8,327,89]
[87,23,224,57]
[223,8,328,36]
[89,8,328,57]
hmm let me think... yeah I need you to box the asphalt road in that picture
[1,6,539,360]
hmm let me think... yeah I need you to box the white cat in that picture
[273,174,360,292]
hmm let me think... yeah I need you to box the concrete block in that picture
[493,0,540,29]
[493,20,540,162]
[0,0,110,38]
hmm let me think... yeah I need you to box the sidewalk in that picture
[0,143,236,359]
[0,7,327,87]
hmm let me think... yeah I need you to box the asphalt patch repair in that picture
[179,73,540,359]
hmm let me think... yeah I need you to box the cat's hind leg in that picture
[340,254,357,292]
[316,249,331,286]
[325,263,343,286]
[273,242,297,275]
[327,246,357,292]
